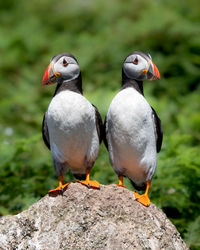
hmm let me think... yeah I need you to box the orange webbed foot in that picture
[133,191,150,207]
[133,181,151,207]
[77,179,100,189]
[49,182,72,195]
[49,175,72,196]
[76,169,100,189]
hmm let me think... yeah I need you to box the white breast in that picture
[46,90,99,173]
[107,87,157,185]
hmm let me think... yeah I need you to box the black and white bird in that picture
[104,51,162,206]
[42,53,103,194]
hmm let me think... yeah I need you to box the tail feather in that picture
[73,173,86,180]
[129,179,146,191]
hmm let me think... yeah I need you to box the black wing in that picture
[42,112,50,150]
[103,115,108,150]
[151,107,163,153]
[92,104,104,144]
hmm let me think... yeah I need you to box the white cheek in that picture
[123,60,149,79]
[54,63,63,73]
[123,63,141,79]
[63,64,80,79]
[55,64,80,81]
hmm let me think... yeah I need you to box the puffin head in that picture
[123,51,160,81]
[42,53,80,85]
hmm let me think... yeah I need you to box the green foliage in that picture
[0,0,200,248]
[0,135,53,214]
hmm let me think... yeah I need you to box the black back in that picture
[151,107,163,153]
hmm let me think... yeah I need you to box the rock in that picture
[0,183,188,250]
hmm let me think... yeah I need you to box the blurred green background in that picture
[0,0,200,248]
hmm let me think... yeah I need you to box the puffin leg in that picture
[77,169,100,189]
[133,181,151,207]
[49,175,72,195]
[117,176,127,188]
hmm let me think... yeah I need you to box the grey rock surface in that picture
[0,183,188,250]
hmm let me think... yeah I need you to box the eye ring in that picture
[133,56,139,65]
[63,58,68,67]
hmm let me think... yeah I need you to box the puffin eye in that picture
[133,56,139,65]
[63,58,68,67]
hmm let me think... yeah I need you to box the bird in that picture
[104,51,163,206]
[42,53,103,195]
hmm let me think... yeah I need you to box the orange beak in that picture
[151,62,160,80]
[42,63,58,85]
[147,62,160,80]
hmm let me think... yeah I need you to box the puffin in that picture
[104,51,162,206]
[42,53,103,194]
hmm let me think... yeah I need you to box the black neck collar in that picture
[53,73,83,96]
[121,69,144,95]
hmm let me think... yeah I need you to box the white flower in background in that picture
[5,127,13,136]
[3,140,9,145]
